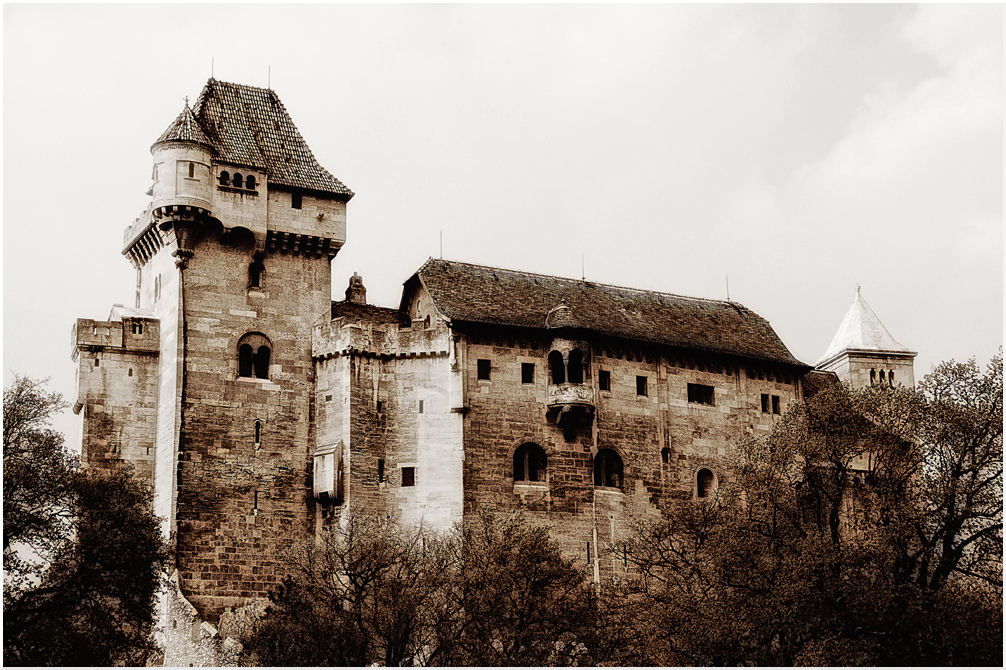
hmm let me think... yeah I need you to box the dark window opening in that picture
[245,175,256,190]
[94,359,100,367]
[688,383,714,406]
[249,261,265,289]
[870,369,877,384]
[254,420,261,446]
[513,443,547,482]
[586,541,592,564]
[761,393,770,413]
[291,192,302,209]
[599,369,611,392]
[254,346,271,380]
[132,322,143,335]
[889,370,895,386]
[128,368,133,377]
[378,459,386,483]
[594,449,624,488]
[636,376,648,397]
[238,333,272,379]
[401,467,415,487]
[548,350,565,384]
[772,395,781,415]
[879,369,886,384]
[219,171,230,186]
[697,468,716,498]
[376,400,383,413]
[477,359,491,381]
[418,400,425,414]
[522,363,535,384]
[233,173,244,189]
[567,349,584,384]
[188,162,195,178]
[661,447,672,464]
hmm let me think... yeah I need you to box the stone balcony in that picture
[547,383,595,409]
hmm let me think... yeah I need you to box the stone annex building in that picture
[70,79,917,662]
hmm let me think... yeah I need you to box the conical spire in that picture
[817,287,914,365]
[153,102,213,148]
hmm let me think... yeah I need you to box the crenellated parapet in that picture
[313,315,451,362]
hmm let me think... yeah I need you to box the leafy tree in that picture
[623,353,1003,666]
[3,375,171,666]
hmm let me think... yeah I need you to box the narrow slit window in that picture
[378,459,385,483]
[188,162,195,178]
[254,420,262,446]
[761,393,770,413]
[598,369,611,392]
[418,400,424,414]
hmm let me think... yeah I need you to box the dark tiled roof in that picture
[331,301,410,327]
[413,259,807,367]
[156,105,213,146]
[801,369,840,399]
[157,79,353,198]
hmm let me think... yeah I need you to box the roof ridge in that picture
[424,258,734,307]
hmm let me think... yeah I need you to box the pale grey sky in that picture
[4,4,1002,452]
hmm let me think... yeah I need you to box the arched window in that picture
[549,350,565,385]
[219,171,230,186]
[249,261,265,289]
[879,369,886,384]
[889,370,895,386]
[870,369,876,384]
[237,333,272,379]
[188,162,195,178]
[697,468,716,498]
[513,443,547,482]
[567,349,584,384]
[593,449,623,488]
[233,173,244,189]
[245,175,256,190]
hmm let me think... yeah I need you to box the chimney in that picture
[346,273,367,305]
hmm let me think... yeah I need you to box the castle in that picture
[70,79,916,663]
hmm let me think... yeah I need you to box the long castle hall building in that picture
[70,78,916,663]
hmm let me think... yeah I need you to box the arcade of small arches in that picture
[870,368,897,386]
[218,170,258,191]
[511,441,717,497]
[548,348,588,385]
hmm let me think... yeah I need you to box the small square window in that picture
[772,395,781,415]
[761,393,770,413]
[599,370,611,392]
[522,363,535,384]
[477,359,491,381]
[291,192,302,209]
[401,467,415,487]
[688,383,715,406]
[636,376,647,396]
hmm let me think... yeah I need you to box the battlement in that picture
[72,316,160,361]
[313,315,451,361]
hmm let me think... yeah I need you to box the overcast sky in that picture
[4,4,1002,453]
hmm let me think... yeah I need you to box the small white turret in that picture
[150,103,214,211]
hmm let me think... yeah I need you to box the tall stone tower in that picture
[817,287,916,388]
[112,79,352,621]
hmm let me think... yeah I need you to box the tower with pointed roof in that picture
[76,78,354,624]
[816,287,917,388]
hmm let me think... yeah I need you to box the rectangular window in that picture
[418,399,425,414]
[401,466,415,487]
[378,459,385,483]
[688,383,715,406]
[376,400,383,413]
[761,393,770,413]
[599,369,611,392]
[522,363,535,384]
[291,192,302,209]
[477,359,491,381]
[772,395,781,415]
[636,375,648,396]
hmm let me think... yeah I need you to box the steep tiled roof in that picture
[155,104,212,147]
[817,288,915,365]
[156,79,353,198]
[331,300,410,327]
[412,259,807,366]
